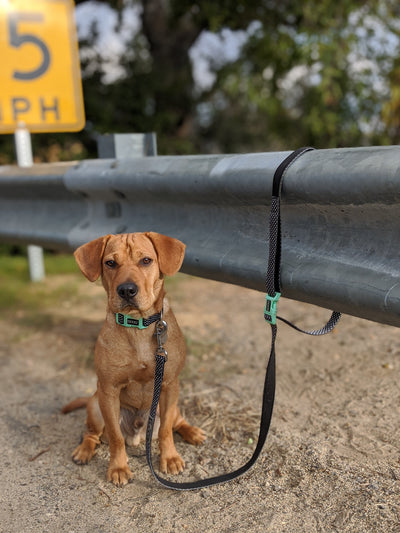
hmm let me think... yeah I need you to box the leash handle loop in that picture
[267,146,342,336]
[267,147,314,296]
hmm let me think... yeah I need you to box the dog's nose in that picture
[117,282,138,301]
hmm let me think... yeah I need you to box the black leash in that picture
[145,147,341,490]
[145,317,276,490]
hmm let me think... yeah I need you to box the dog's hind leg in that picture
[173,406,206,445]
[72,393,104,465]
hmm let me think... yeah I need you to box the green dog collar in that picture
[116,312,161,329]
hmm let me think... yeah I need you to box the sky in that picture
[75,1,141,83]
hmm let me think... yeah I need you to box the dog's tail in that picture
[61,397,89,414]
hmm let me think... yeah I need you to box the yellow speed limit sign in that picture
[0,0,85,133]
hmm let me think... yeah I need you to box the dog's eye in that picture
[140,257,152,266]
[105,260,117,268]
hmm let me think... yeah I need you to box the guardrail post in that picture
[14,123,45,282]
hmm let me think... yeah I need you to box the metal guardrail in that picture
[0,146,399,327]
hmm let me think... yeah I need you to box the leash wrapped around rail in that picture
[264,146,341,334]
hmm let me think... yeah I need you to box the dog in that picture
[62,232,206,486]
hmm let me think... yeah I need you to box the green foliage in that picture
[198,0,400,151]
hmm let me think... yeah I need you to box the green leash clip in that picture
[264,292,281,325]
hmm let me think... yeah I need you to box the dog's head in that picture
[74,232,185,314]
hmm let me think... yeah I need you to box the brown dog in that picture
[63,232,205,486]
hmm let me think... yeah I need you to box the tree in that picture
[1,0,399,162]
[196,1,400,150]
[67,0,400,152]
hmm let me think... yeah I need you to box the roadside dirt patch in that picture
[1,273,400,532]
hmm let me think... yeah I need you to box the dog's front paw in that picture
[107,465,134,487]
[160,453,185,475]
[72,436,99,465]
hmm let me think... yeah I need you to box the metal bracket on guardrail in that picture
[97,133,157,159]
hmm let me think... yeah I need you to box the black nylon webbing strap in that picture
[267,147,315,297]
[145,147,340,490]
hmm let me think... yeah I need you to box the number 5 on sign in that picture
[8,12,51,80]
[0,0,85,133]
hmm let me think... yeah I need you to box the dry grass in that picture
[181,386,261,443]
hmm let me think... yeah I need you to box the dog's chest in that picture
[126,341,156,379]
[120,343,156,409]
[97,328,156,381]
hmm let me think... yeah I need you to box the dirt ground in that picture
[1,273,400,532]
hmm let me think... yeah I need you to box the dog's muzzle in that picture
[117,282,138,303]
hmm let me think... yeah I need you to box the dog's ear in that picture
[145,232,186,276]
[74,235,112,281]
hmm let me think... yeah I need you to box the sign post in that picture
[0,0,85,280]
[14,123,45,281]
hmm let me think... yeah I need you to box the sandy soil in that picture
[1,273,400,532]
